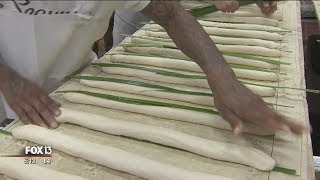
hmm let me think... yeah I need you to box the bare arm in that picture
[141,1,233,85]
[140,1,308,135]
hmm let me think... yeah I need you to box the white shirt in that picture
[0,1,150,118]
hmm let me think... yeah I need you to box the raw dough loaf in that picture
[12,125,236,180]
[133,33,281,50]
[57,108,276,171]
[101,65,276,97]
[109,54,278,82]
[198,16,280,27]
[0,157,87,180]
[146,26,283,42]
[62,92,273,135]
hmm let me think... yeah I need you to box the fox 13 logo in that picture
[24,146,52,156]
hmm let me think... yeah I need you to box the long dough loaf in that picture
[57,108,276,171]
[108,54,279,82]
[0,157,87,180]
[101,66,276,97]
[62,92,273,135]
[132,34,281,51]
[12,125,236,180]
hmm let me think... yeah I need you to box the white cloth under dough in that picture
[62,92,273,135]
[12,125,236,180]
[0,157,87,180]
[57,108,276,171]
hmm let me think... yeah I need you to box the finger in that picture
[20,101,48,128]
[9,103,31,124]
[234,1,240,12]
[275,115,310,134]
[220,109,244,135]
[226,4,234,13]
[39,93,61,117]
[261,7,270,15]
[264,8,276,15]
[230,1,239,13]
[220,6,228,13]
[256,2,263,8]
[32,97,59,129]
[240,102,286,133]
[263,2,270,8]
[270,1,277,7]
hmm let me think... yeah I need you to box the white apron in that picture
[0,0,149,119]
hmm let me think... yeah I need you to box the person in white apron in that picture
[0,1,307,135]
[0,1,150,127]
[112,1,241,47]
[112,1,279,47]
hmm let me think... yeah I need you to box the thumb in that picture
[221,111,244,135]
[233,122,244,135]
[263,2,270,8]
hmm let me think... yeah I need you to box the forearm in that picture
[141,1,236,88]
[0,57,12,91]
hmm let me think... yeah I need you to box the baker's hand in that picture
[0,66,61,128]
[213,0,239,13]
[256,1,277,15]
[210,70,309,135]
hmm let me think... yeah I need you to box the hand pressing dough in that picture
[57,108,276,171]
[62,92,273,135]
[12,125,236,180]
[101,66,276,97]
[0,157,87,180]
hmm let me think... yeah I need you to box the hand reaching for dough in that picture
[256,1,277,15]
[209,69,310,135]
[0,64,61,128]
[213,0,239,13]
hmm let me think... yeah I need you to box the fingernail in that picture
[40,123,48,128]
[233,126,241,135]
[50,121,58,128]
[55,109,61,117]
[281,125,290,132]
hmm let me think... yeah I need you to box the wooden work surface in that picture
[0,1,315,180]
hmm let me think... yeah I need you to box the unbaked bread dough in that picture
[0,157,87,180]
[62,92,273,135]
[12,125,236,180]
[57,108,276,171]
